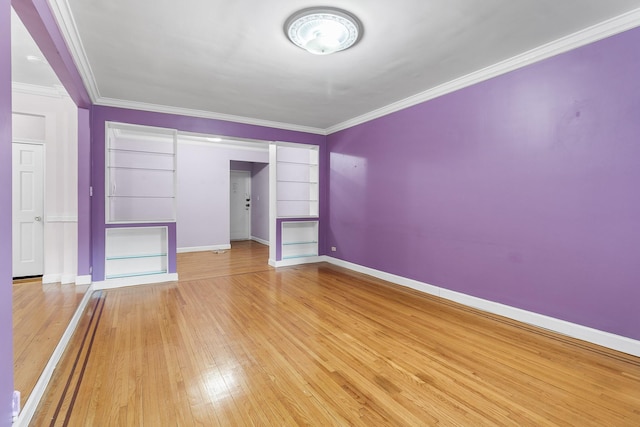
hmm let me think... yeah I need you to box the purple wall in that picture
[0,1,13,424]
[327,27,640,340]
[177,146,267,249]
[77,108,91,276]
[91,106,325,280]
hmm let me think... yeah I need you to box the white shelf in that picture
[281,221,318,260]
[106,123,177,223]
[105,227,169,280]
[275,145,318,218]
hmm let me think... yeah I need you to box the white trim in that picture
[42,274,61,284]
[326,8,640,134]
[48,0,101,101]
[177,244,231,253]
[45,1,640,135]
[45,215,78,223]
[178,136,269,152]
[42,273,88,285]
[272,255,324,268]
[322,256,640,357]
[96,97,326,135]
[60,274,76,285]
[93,273,179,290]
[11,82,69,99]
[251,236,269,246]
[75,274,92,285]
[11,137,45,145]
[13,285,95,427]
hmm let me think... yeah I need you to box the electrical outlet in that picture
[331,246,337,252]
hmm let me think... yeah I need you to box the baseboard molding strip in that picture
[250,236,269,246]
[322,256,640,358]
[93,273,179,290]
[272,256,324,268]
[13,285,95,427]
[75,275,92,286]
[42,274,61,284]
[177,244,231,253]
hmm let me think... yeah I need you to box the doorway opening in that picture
[230,170,252,241]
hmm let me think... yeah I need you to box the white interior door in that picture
[12,142,44,277]
[230,170,251,240]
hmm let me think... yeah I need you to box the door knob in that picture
[34,216,42,222]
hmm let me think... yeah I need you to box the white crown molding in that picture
[326,7,640,134]
[47,0,640,137]
[48,0,101,101]
[49,0,326,135]
[96,97,327,135]
[11,82,69,98]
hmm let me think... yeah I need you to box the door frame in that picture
[12,139,46,279]
[229,169,252,241]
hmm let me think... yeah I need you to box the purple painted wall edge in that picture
[91,106,325,280]
[11,0,91,108]
[77,108,91,276]
[13,0,93,278]
[327,26,640,341]
[0,1,13,424]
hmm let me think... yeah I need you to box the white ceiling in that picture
[11,1,640,132]
[11,9,62,90]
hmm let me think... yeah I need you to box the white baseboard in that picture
[42,274,92,286]
[323,256,640,358]
[272,256,325,268]
[61,274,76,285]
[177,244,231,253]
[93,273,179,290]
[13,285,95,427]
[41,274,61,284]
[251,236,269,246]
[75,275,92,286]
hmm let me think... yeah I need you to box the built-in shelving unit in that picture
[269,143,320,266]
[102,123,178,286]
[106,125,177,223]
[281,221,319,260]
[275,145,318,218]
[105,227,168,280]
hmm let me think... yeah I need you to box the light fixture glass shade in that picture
[285,7,362,55]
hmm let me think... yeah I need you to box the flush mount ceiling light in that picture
[285,7,362,55]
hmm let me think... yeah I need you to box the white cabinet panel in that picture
[281,221,318,260]
[105,227,168,279]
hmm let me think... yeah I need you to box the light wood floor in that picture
[13,278,88,404]
[33,241,640,426]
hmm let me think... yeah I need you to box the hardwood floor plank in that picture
[32,242,640,426]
